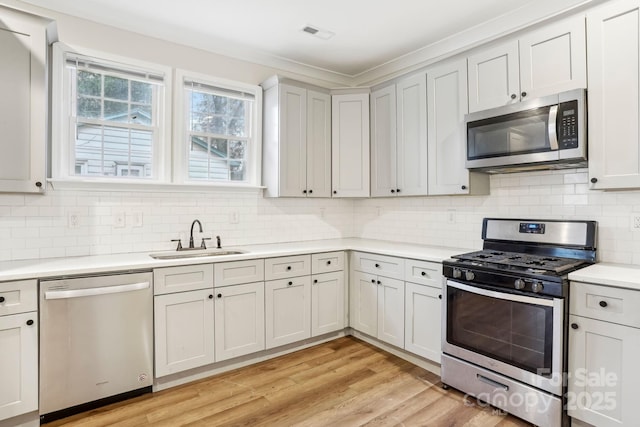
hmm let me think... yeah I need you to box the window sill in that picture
[46,178,266,193]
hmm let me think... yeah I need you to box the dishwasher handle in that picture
[44,281,150,300]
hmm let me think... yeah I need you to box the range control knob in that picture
[532,282,544,293]
[464,271,475,281]
[514,279,526,290]
[452,269,462,279]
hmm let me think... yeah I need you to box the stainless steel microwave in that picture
[465,89,586,173]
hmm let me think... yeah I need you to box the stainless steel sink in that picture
[149,249,245,260]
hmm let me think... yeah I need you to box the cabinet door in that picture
[311,271,345,336]
[265,276,311,349]
[396,73,428,196]
[154,289,215,377]
[278,84,308,197]
[405,282,441,362]
[427,58,470,195]
[332,93,370,197]
[467,40,520,113]
[370,85,397,197]
[377,277,405,348]
[214,282,265,362]
[519,16,586,101]
[0,312,38,421]
[306,90,331,198]
[0,10,47,193]
[587,0,640,189]
[349,270,378,336]
[568,314,640,427]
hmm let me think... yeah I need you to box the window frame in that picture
[51,42,173,184]
[173,69,262,187]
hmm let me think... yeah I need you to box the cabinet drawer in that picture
[405,259,442,288]
[265,255,311,280]
[351,252,404,280]
[312,251,345,274]
[0,280,37,316]
[214,259,264,287]
[154,264,214,295]
[570,281,640,328]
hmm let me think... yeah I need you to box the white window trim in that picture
[51,42,173,184]
[173,68,263,187]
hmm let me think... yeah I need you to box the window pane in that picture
[131,81,152,104]
[77,97,101,118]
[131,105,152,125]
[229,140,246,159]
[77,71,101,97]
[104,75,128,100]
[229,160,245,181]
[104,100,128,122]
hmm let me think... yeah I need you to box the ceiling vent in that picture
[301,25,335,40]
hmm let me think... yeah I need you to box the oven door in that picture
[442,279,564,395]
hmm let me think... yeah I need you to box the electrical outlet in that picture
[67,210,81,229]
[113,211,126,228]
[230,211,240,224]
[632,215,640,230]
[131,211,143,227]
[447,209,456,224]
[319,207,325,218]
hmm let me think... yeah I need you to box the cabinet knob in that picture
[209,294,214,299]
[599,300,608,308]
[217,293,222,298]
[438,295,442,300]
[303,190,307,194]
[510,94,517,100]
[26,319,34,326]
[396,189,401,193]
[377,280,381,285]
[288,281,293,286]
[327,260,331,265]
[333,190,337,194]
[571,323,579,330]
[286,266,292,271]
[421,271,426,276]
[0,296,4,303]
[391,189,395,194]
[521,91,527,98]
[374,263,380,268]
[35,181,43,188]
[308,189,313,194]
[314,279,318,284]
[590,177,598,184]
[371,279,375,283]
[461,185,467,190]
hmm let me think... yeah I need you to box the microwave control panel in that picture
[558,99,579,149]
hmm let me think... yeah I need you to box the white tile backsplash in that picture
[1,168,639,265]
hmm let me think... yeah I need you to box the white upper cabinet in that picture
[468,15,586,113]
[427,58,489,195]
[0,6,53,193]
[262,78,331,197]
[587,0,640,189]
[332,91,370,198]
[370,74,428,197]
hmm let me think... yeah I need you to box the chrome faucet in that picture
[189,219,203,249]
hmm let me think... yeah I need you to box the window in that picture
[52,43,171,182]
[177,71,261,185]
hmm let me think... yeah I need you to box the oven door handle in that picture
[446,280,555,307]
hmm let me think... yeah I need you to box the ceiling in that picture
[21,0,594,82]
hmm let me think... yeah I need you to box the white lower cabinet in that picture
[404,282,441,362]
[311,271,345,336]
[154,289,215,377]
[265,276,311,349]
[568,281,640,427]
[350,270,405,348]
[0,312,38,421]
[214,281,265,362]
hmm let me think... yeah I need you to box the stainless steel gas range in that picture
[441,218,597,427]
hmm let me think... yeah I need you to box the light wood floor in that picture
[48,337,531,426]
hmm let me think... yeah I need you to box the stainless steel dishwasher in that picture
[39,272,153,423]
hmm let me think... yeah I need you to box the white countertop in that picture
[0,238,470,282]
[569,263,640,291]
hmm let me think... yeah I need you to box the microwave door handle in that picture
[548,105,559,150]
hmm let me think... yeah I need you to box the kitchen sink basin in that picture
[149,249,246,260]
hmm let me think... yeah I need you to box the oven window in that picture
[447,285,553,375]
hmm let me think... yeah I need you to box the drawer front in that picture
[214,259,265,287]
[0,280,37,316]
[351,251,404,280]
[570,281,640,327]
[265,255,311,280]
[154,264,214,295]
[312,251,345,274]
[404,259,442,288]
